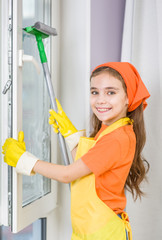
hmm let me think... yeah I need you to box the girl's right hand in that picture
[2,131,26,167]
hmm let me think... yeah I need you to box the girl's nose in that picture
[97,94,107,104]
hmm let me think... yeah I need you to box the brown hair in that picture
[90,67,149,200]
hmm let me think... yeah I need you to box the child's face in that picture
[90,72,128,126]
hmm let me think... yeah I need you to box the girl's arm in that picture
[33,157,92,183]
[2,130,90,179]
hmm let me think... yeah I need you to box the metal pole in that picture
[42,63,70,166]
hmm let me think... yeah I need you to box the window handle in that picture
[2,79,12,94]
[18,49,41,74]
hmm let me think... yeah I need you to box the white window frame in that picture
[0,0,10,227]
[0,0,58,233]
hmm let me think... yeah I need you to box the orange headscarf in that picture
[92,62,150,112]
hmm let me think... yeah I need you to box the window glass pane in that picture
[0,219,41,240]
[22,0,51,206]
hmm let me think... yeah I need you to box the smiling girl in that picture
[90,69,129,125]
[2,62,150,240]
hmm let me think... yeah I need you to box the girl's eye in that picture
[107,91,115,95]
[91,91,98,95]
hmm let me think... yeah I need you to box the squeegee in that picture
[23,22,70,166]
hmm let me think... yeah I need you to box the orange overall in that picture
[71,118,133,240]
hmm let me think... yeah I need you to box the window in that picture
[0,0,57,233]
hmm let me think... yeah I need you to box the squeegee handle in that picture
[42,63,70,166]
[36,35,47,63]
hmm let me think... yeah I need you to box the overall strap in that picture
[96,117,133,142]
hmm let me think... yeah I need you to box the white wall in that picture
[59,0,91,131]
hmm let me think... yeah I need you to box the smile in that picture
[96,107,112,113]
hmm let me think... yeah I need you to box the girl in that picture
[2,62,150,240]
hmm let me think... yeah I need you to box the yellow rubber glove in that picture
[2,131,26,167]
[49,99,77,138]
[49,99,86,151]
[2,131,38,175]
